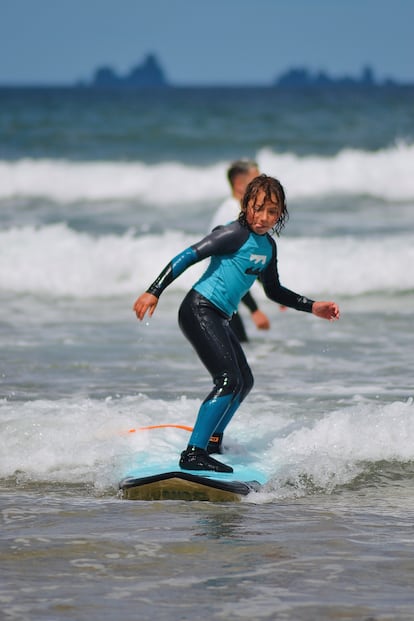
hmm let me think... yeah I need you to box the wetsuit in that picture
[231,290,258,342]
[147,220,314,450]
[210,197,262,342]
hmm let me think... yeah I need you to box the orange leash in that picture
[127,423,193,434]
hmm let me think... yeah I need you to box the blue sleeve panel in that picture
[146,247,198,298]
[172,247,198,277]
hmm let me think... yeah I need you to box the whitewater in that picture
[0,142,413,203]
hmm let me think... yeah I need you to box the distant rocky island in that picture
[87,53,409,89]
[91,53,168,88]
[274,65,401,88]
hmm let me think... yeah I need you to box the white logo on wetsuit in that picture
[249,254,267,265]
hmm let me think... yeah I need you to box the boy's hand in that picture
[312,301,340,321]
[251,309,270,330]
[133,293,158,320]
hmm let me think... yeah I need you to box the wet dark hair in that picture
[239,174,289,236]
[227,159,259,188]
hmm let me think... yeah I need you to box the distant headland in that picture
[90,53,168,88]
[274,65,401,88]
[84,53,410,89]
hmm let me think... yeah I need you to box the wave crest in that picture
[0,142,413,203]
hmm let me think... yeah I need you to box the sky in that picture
[1,0,414,86]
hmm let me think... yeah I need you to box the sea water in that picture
[1,86,414,620]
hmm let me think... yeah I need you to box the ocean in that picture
[1,85,414,620]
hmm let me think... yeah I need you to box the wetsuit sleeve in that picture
[260,238,314,313]
[146,247,198,297]
[146,223,248,298]
[241,291,259,313]
[192,222,249,260]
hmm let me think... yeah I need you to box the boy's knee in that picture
[214,371,240,395]
[213,370,253,401]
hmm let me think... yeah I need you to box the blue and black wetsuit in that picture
[147,220,314,450]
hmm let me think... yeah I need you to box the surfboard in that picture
[119,467,265,501]
[118,423,267,501]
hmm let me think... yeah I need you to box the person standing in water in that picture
[210,159,270,342]
[133,175,340,473]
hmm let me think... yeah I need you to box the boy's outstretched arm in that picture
[133,292,159,321]
[312,301,340,321]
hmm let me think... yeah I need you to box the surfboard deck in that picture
[118,425,267,501]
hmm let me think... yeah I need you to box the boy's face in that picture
[246,189,281,235]
[233,167,260,200]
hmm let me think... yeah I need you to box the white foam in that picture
[0,394,197,491]
[1,224,413,298]
[258,397,414,499]
[257,141,414,201]
[1,395,413,499]
[277,234,414,296]
[0,142,413,203]
[0,158,228,203]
